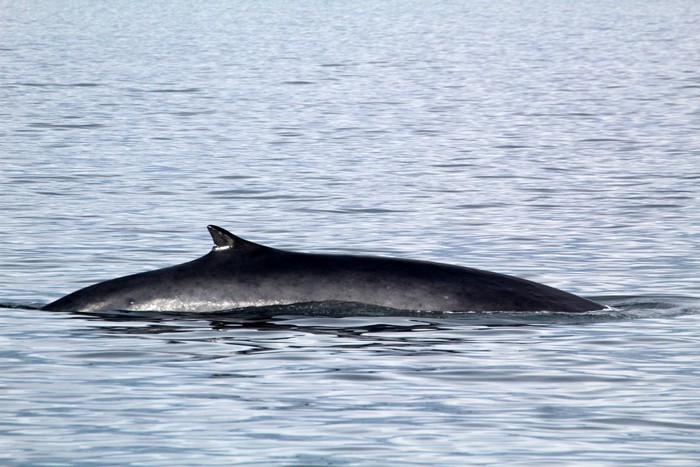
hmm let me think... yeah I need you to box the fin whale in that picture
[42,225,603,313]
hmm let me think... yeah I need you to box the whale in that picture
[42,225,603,313]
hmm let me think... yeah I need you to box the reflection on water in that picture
[45,295,693,348]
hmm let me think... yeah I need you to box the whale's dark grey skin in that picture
[42,225,603,313]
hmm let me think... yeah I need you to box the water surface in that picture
[1,0,700,464]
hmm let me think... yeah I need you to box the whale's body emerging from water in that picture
[42,225,603,313]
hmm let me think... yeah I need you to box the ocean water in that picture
[2,0,700,464]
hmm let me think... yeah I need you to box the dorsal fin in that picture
[207,225,265,251]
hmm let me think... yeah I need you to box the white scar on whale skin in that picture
[131,298,290,312]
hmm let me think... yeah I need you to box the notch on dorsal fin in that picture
[207,225,265,251]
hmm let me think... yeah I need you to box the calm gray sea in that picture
[2,0,700,464]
